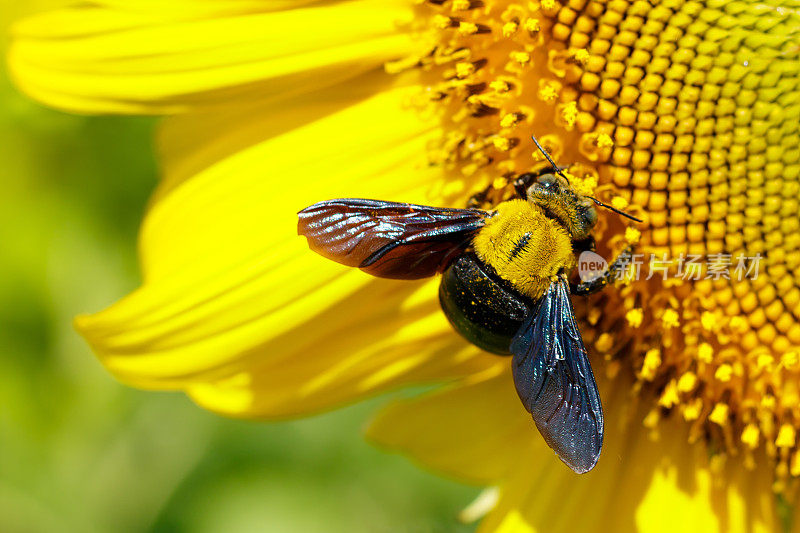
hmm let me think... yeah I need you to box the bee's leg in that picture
[513,166,570,198]
[572,245,634,296]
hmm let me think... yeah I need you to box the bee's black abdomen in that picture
[439,254,530,355]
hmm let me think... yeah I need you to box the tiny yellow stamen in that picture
[572,49,589,64]
[683,398,703,421]
[492,137,512,151]
[709,403,729,426]
[500,113,519,128]
[741,424,760,449]
[509,51,531,65]
[659,380,679,408]
[715,364,733,383]
[455,62,475,78]
[458,22,479,35]
[625,227,641,245]
[595,333,613,353]
[701,312,717,332]
[641,348,661,381]
[661,309,679,329]
[626,308,643,328]
[523,18,540,34]
[502,21,518,37]
[782,351,799,370]
[560,101,578,128]
[698,343,714,363]
[433,15,453,29]
[677,372,697,393]
[610,196,628,211]
[538,84,559,103]
[776,424,796,448]
[596,134,614,149]
[489,80,510,93]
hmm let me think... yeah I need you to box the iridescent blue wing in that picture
[510,277,604,473]
[298,199,489,279]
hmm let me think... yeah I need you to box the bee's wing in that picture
[510,277,604,473]
[298,199,490,279]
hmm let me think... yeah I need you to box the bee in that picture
[297,136,640,473]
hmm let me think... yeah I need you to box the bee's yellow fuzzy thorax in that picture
[473,199,575,300]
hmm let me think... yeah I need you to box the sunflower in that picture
[8,0,800,530]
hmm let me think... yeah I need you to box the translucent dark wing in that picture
[510,277,604,473]
[298,199,489,279]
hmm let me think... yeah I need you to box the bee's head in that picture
[523,172,598,240]
[521,135,642,238]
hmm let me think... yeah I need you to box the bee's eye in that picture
[584,206,598,228]
[536,174,558,188]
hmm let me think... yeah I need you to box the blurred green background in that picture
[0,3,479,532]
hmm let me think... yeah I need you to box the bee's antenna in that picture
[531,135,571,183]
[588,196,643,223]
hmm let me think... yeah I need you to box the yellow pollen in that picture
[698,343,714,364]
[523,18,540,33]
[757,353,774,371]
[509,51,531,65]
[659,380,679,409]
[538,84,558,103]
[709,404,729,426]
[683,399,703,421]
[570,172,596,196]
[742,424,760,450]
[502,21,518,37]
[641,348,661,381]
[610,196,628,211]
[560,101,578,128]
[661,309,679,329]
[452,0,471,10]
[455,62,475,78]
[433,14,452,29]
[624,227,641,245]
[595,333,613,353]
[626,308,643,328]
[571,49,589,65]
[701,312,717,332]
[782,351,799,370]
[714,364,733,383]
[540,0,556,10]
[777,425,797,448]
[458,22,479,35]
[492,177,507,189]
[596,134,613,149]
[677,372,697,393]
[493,137,512,151]
[489,80,510,93]
[500,113,519,128]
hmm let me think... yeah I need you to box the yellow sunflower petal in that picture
[367,369,532,484]
[94,0,317,16]
[9,0,418,114]
[371,370,780,532]
[154,69,402,201]
[75,86,497,415]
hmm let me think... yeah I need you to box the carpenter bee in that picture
[297,136,640,473]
